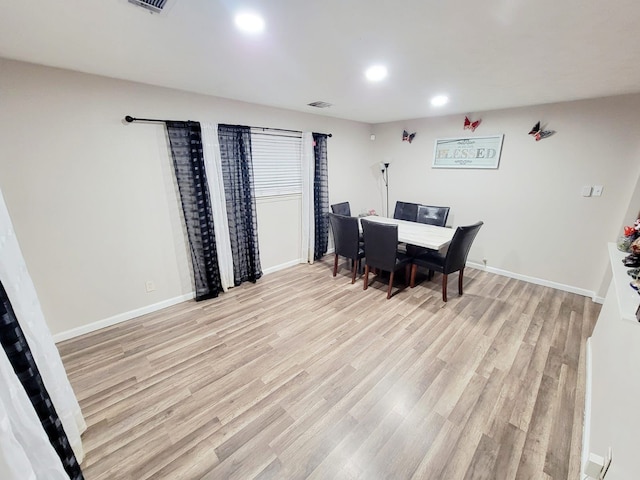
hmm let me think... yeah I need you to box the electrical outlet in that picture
[585,453,604,478]
[145,280,156,292]
[584,448,612,479]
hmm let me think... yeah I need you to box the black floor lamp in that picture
[381,162,390,217]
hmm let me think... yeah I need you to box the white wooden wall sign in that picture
[432,134,504,169]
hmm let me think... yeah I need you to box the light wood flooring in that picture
[58,259,599,479]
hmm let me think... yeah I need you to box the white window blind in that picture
[251,129,303,197]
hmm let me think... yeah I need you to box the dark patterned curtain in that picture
[166,121,222,301]
[217,124,262,285]
[313,133,329,260]
[0,280,84,480]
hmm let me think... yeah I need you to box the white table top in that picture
[360,216,455,250]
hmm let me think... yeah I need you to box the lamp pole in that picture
[381,162,390,217]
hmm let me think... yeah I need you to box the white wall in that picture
[371,97,640,297]
[256,195,301,272]
[0,58,375,336]
[4,57,640,339]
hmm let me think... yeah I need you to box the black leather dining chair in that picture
[407,205,451,257]
[361,218,412,299]
[416,205,450,226]
[393,201,419,222]
[329,213,364,283]
[409,221,483,301]
[331,202,351,216]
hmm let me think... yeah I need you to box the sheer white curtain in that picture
[0,188,85,474]
[301,132,315,263]
[0,349,68,480]
[200,122,234,291]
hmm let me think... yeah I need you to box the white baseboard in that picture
[265,249,336,274]
[262,259,301,275]
[53,293,194,343]
[582,337,593,476]
[55,257,601,343]
[54,259,306,343]
[466,261,601,302]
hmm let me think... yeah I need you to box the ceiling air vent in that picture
[307,101,333,109]
[127,0,173,14]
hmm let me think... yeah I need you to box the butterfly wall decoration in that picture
[402,130,416,143]
[464,116,481,132]
[528,121,555,141]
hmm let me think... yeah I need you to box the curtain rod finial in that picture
[125,116,134,123]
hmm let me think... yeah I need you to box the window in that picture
[251,129,302,197]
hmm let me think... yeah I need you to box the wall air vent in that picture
[127,0,173,14]
[307,101,333,109]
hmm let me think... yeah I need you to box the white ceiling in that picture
[2,0,640,124]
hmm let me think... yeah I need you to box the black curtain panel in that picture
[313,133,329,260]
[166,121,223,301]
[217,124,263,285]
[0,280,84,480]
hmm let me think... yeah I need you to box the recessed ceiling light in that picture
[365,65,388,82]
[430,95,449,107]
[234,11,265,34]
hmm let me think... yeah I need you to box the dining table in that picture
[359,216,455,250]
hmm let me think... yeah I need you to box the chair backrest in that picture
[444,221,484,273]
[329,213,360,259]
[393,201,419,222]
[331,202,351,216]
[361,219,399,272]
[416,205,450,227]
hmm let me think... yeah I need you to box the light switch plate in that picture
[582,186,593,197]
[593,185,604,197]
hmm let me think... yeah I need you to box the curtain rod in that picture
[124,116,332,137]
[125,115,186,124]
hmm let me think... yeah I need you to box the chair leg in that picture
[458,268,464,295]
[442,274,448,302]
[387,271,394,299]
[428,269,434,280]
[404,264,411,286]
[333,254,338,277]
[410,264,417,288]
[363,265,370,290]
[351,259,358,284]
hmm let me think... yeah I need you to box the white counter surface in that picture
[607,242,640,324]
